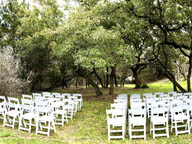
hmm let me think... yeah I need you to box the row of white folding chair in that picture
[34,96,76,120]
[2,96,63,136]
[0,95,80,136]
[32,93,83,111]
[107,94,127,141]
[150,101,191,136]
[129,101,189,139]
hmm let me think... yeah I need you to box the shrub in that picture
[0,48,29,96]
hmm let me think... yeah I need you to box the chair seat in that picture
[21,113,36,119]
[6,110,20,117]
[108,118,125,126]
[151,116,167,124]
[36,115,55,122]
[130,117,145,125]
[55,110,67,115]
[174,114,188,121]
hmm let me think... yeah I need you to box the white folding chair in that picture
[22,94,33,100]
[64,99,74,120]
[130,102,145,110]
[35,106,56,136]
[154,92,164,97]
[130,98,142,109]
[171,105,190,136]
[62,93,71,99]
[72,94,83,111]
[150,107,169,139]
[159,94,169,100]
[32,93,42,101]
[51,101,68,126]
[106,109,126,140]
[168,91,177,96]
[143,93,153,101]
[42,92,51,95]
[18,99,36,133]
[128,109,146,140]
[4,97,21,129]
[70,96,78,114]
[0,96,6,120]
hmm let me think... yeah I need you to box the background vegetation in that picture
[1,0,192,96]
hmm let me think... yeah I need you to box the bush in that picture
[0,48,29,96]
[141,83,149,89]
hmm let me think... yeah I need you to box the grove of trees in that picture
[0,0,191,96]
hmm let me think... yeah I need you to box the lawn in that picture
[0,80,192,144]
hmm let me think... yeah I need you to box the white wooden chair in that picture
[154,92,164,97]
[4,97,21,129]
[32,93,42,101]
[35,106,56,136]
[62,93,71,99]
[0,96,6,121]
[168,91,177,96]
[106,109,126,140]
[72,94,83,111]
[130,102,145,110]
[150,107,169,139]
[171,105,190,136]
[18,102,36,133]
[51,101,68,126]
[22,94,32,100]
[64,99,74,120]
[130,98,142,109]
[70,96,78,115]
[21,99,33,113]
[128,108,146,140]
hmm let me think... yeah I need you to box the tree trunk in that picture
[105,67,109,88]
[87,77,103,96]
[173,83,177,92]
[76,69,103,96]
[165,73,186,92]
[76,79,78,88]
[109,67,115,95]
[93,68,104,88]
[131,66,141,88]
[114,67,118,87]
[187,55,192,92]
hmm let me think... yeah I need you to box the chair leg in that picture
[29,119,32,133]
[153,123,155,139]
[108,125,110,141]
[175,121,178,136]
[166,122,169,138]
[52,120,56,133]
[47,121,50,137]
[18,117,22,131]
[144,124,146,140]
[188,120,190,134]
[36,121,39,135]
[12,117,15,129]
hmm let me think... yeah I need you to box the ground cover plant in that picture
[0,81,192,144]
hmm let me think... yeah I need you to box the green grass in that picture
[1,80,192,144]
